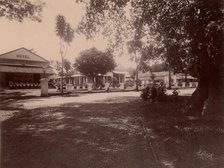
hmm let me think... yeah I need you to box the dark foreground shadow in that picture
[1,97,155,168]
[1,96,224,168]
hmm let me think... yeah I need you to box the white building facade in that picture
[139,71,198,88]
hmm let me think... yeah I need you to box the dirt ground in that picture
[1,91,155,168]
[1,88,223,168]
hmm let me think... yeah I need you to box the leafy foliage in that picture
[55,15,67,40]
[51,59,74,77]
[140,84,167,102]
[132,0,223,78]
[63,59,72,75]
[55,15,74,47]
[76,0,223,78]
[76,0,224,114]
[54,60,62,76]
[74,47,116,81]
[150,63,168,72]
[0,0,44,22]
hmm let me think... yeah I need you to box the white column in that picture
[103,76,105,84]
[119,83,125,90]
[182,82,186,87]
[66,84,73,92]
[0,73,2,91]
[40,78,49,97]
[87,83,93,92]
[79,76,82,85]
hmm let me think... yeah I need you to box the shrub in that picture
[140,86,150,101]
[140,84,167,102]
[124,79,135,89]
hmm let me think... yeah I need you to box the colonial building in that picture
[139,71,198,88]
[54,71,129,90]
[0,48,54,89]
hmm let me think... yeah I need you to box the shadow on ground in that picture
[1,96,224,168]
[1,97,156,168]
[140,96,224,168]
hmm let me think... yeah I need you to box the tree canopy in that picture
[74,47,116,81]
[76,0,224,114]
[52,59,73,77]
[77,0,223,76]
[0,0,44,22]
[55,14,74,55]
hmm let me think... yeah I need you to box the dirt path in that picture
[1,94,159,168]
[15,92,141,109]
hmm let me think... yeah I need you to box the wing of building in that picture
[0,48,54,89]
[139,71,198,88]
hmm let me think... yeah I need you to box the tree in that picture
[133,0,223,115]
[126,40,142,91]
[74,47,116,87]
[54,60,63,76]
[64,59,72,77]
[76,0,224,116]
[150,63,168,72]
[51,59,73,78]
[0,0,44,22]
[63,59,74,83]
[150,73,155,83]
[55,14,74,94]
[127,40,154,90]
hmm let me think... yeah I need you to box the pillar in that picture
[105,83,110,91]
[87,83,93,92]
[119,83,125,90]
[0,73,2,91]
[182,82,186,87]
[66,84,73,92]
[40,78,49,97]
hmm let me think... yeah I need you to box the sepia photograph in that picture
[0,0,223,168]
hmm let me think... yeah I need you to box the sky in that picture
[0,0,135,69]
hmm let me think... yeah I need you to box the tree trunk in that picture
[136,67,139,91]
[203,63,224,115]
[61,56,64,95]
[186,64,224,116]
[185,78,208,116]
[168,67,171,89]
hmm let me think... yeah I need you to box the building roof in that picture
[71,74,86,77]
[113,71,128,74]
[174,73,197,79]
[0,48,55,74]
[139,71,197,81]
[138,72,151,78]
[0,47,49,63]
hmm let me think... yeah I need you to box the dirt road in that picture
[1,92,159,168]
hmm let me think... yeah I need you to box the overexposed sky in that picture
[0,0,135,68]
